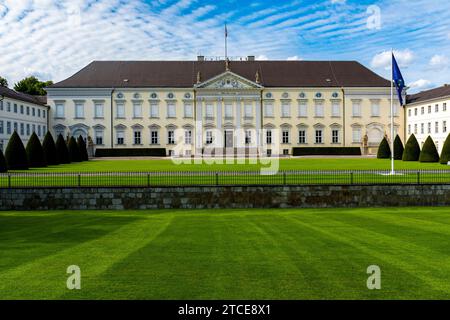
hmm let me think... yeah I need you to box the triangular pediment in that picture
[195,71,263,89]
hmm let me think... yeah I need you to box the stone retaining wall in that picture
[1,184,449,210]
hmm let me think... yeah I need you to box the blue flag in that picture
[392,53,405,106]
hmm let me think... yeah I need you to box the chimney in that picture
[247,56,255,61]
[197,56,205,62]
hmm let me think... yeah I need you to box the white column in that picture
[217,98,223,148]
[196,97,203,155]
[255,99,262,148]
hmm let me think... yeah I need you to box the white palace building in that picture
[46,56,404,157]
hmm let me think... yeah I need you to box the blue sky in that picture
[0,0,449,92]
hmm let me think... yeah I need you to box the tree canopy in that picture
[14,76,53,96]
[0,76,8,87]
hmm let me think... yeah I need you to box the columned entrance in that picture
[225,130,234,148]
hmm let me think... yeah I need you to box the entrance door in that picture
[225,131,234,148]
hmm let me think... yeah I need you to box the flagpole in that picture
[225,23,228,60]
[390,49,395,175]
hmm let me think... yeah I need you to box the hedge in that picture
[95,148,167,157]
[402,134,421,161]
[77,136,89,161]
[292,147,361,156]
[440,133,450,164]
[68,136,82,162]
[26,132,47,168]
[42,132,59,165]
[55,134,70,164]
[393,135,404,160]
[377,137,391,159]
[5,131,29,170]
[0,149,7,173]
[419,136,440,163]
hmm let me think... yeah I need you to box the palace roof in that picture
[407,84,450,104]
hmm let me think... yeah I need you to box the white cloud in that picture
[331,0,346,4]
[371,49,414,70]
[430,54,449,68]
[287,55,302,61]
[256,55,269,60]
[409,79,433,92]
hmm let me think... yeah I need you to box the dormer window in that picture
[117,93,124,99]
[150,93,158,99]
[315,92,323,98]
[167,93,175,99]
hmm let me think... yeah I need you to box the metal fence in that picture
[2,170,450,188]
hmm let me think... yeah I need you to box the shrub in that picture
[419,136,440,163]
[402,134,421,161]
[0,149,7,173]
[5,131,28,170]
[377,137,391,159]
[95,148,168,157]
[68,136,82,162]
[440,134,450,164]
[393,135,404,160]
[55,134,70,164]
[292,147,361,156]
[26,132,47,168]
[77,136,89,161]
[42,132,59,165]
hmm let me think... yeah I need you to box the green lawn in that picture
[1,208,450,299]
[14,158,450,173]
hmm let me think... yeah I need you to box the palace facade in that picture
[46,57,404,156]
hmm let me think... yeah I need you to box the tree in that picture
[440,134,450,164]
[42,132,59,165]
[0,149,7,173]
[393,135,404,160]
[77,136,89,161]
[419,136,440,163]
[5,131,29,170]
[26,132,47,168]
[0,76,8,87]
[14,76,53,96]
[377,137,391,159]
[402,134,421,161]
[68,136,82,162]
[55,134,70,164]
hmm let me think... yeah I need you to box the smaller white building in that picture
[406,84,450,153]
[0,86,49,152]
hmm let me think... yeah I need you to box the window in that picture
[184,104,193,118]
[315,129,323,144]
[408,124,411,135]
[117,131,125,145]
[408,109,411,117]
[332,102,340,117]
[6,102,11,112]
[133,103,142,118]
[444,121,447,133]
[352,101,361,117]
[435,104,439,112]
[20,123,24,136]
[167,103,176,118]
[444,103,447,112]
[428,105,431,114]
[282,102,291,117]
[0,121,3,134]
[244,104,253,118]
[95,103,104,118]
[414,108,417,116]
[392,103,399,116]
[7,122,11,134]
[32,124,35,134]
[414,124,418,135]
[26,124,30,135]
[264,103,273,117]
[205,104,214,119]
[282,130,290,144]
[75,103,84,118]
[43,126,46,134]
[26,106,30,115]
[37,125,41,137]
[95,130,103,145]
[185,130,192,145]
[134,131,142,145]
[435,122,439,134]
[332,129,339,144]
[38,109,41,117]
[421,123,424,134]
[14,104,17,113]
[298,102,307,117]
[168,130,175,145]
[150,103,159,118]
[428,122,431,134]
[353,127,361,143]
[283,149,289,156]
[225,104,233,118]
[116,103,125,118]
[315,102,324,117]
[206,131,213,144]
[43,110,46,118]
[56,103,65,118]
[266,130,272,144]
[0,100,2,111]
[151,130,159,145]
[245,130,252,144]
[20,105,24,114]
[421,107,424,115]
[14,122,18,132]
[299,130,306,144]
[371,101,380,117]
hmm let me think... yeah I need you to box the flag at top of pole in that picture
[392,53,406,106]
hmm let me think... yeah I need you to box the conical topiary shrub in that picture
[26,132,47,168]
[377,137,391,159]
[55,134,71,164]
[77,136,89,162]
[0,149,7,173]
[68,136,82,162]
[42,132,59,165]
[5,131,28,170]
[393,135,404,160]
[419,136,440,163]
[440,133,450,164]
[402,134,421,161]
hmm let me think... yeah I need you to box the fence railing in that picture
[2,170,450,188]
